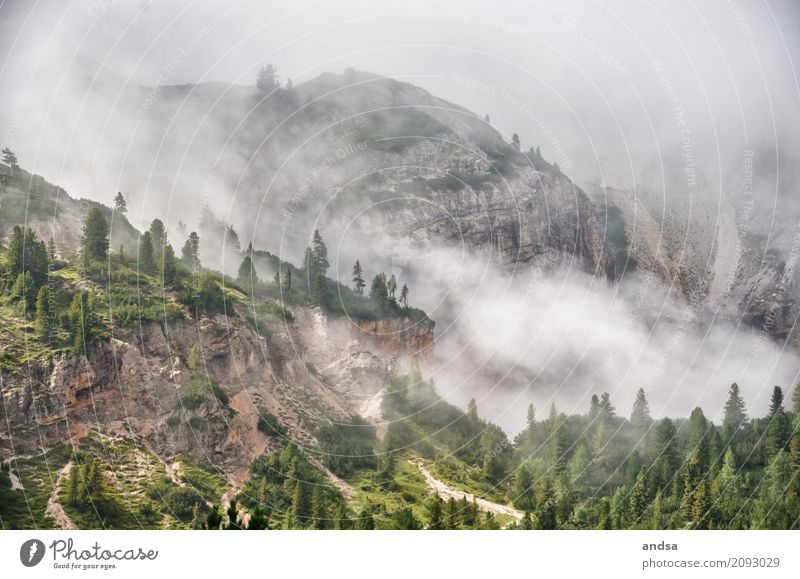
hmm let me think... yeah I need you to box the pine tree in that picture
[2,147,18,167]
[12,272,36,314]
[467,398,479,422]
[161,244,177,286]
[630,388,652,429]
[181,232,200,269]
[691,480,711,529]
[237,256,256,287]
[226,499,241,530]
[627,467,649,526]
[224,225,240,252]
[34,285,51,339]
[399,283,409,308]
[138,231,155,273]
[82,207,110,265]
[753,450,793,529]
[711,448,744,529]
[589,394,601,420]
[427,496,444,529]
[68,291,95,354]
[310,272,328,308]
[599,392,616,423]
[723,383,748,433]
[256,64,279,92]
[792,383,800,414]
[149,219,167,254]
[687,407,711,469]
[352,260,365,296]
[790,415,800,469]
[387,274,397,301]
[281,265,292,295]
[5,226,48,289]
[368,273,388,314]
[291,482,310,528]
[651,418,678,490]
[766,386,790,460]
[311,230,329,275]
[681,449,705,524]
[113,192,127,213]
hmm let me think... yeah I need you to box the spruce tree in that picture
[352,260,365,296]
[2,146,18,167]
[281,265,292,295]
[6,226,49,287]
[149,219,167,254]
[237,255,256,287]
[310,230,329,275]
[723,383,748,433]
[399,283,409,308]
[12,271,36,314]
[792,383,800,414]
[113,191,127,213]
[181,232,200,269]
[630,388,652,429]
[368,273,388,314]
[161,244,177,286]
[68,291,95,354]
[766,386,790,460]
[138,231,155,273]
[82,206,110,264]
[34,285,51,339]
[627,467,649,526]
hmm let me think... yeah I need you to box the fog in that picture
[2,0,800,434]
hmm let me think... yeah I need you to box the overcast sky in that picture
[1,0,799,197]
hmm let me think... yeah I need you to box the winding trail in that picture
[414,461,523,521]
[45,462,78,530]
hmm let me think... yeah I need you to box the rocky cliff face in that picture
[597,186,800,347]
[0,307,433,482]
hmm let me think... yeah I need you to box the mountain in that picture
[3,71,800,531]
[42,69,616,280]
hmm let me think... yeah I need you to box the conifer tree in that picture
[181,232,200,269]
[138,231,155,273]
[82,207,110,265]
[281,265,292,295]
[149,219,167,255]
[161,244,177,286]
[628,467,649,526]
[2,146,18,167]
[34,285,51,339]
[791,383,800,414]
[723,383,748,433]
[630,388,652,429]
[68,291,95,354]
[113,191,127,213]
[766,386,790,460]
[399,283,409,308]
[352,260,365,296]
[237,255,256,287]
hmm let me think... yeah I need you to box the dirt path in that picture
[320,463,355,501]
[45,462,78,530]
[6,462,24,490]
[414,460,523,521]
